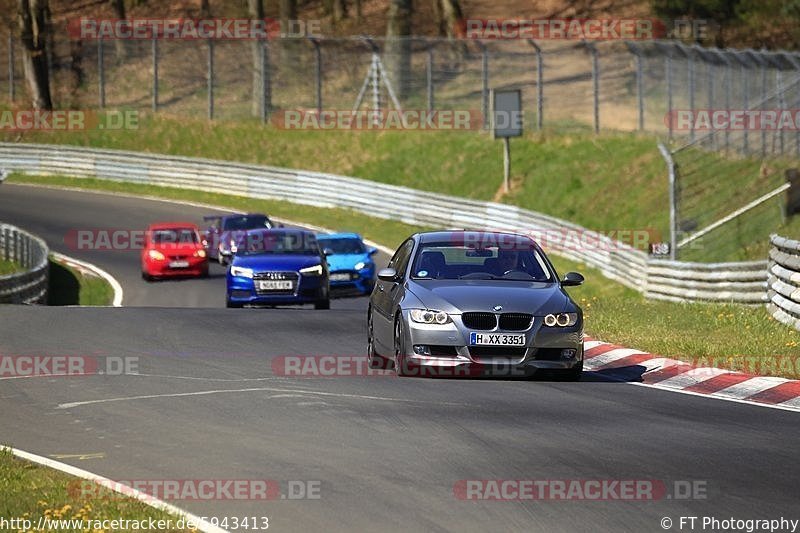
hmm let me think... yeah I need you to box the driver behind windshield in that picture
[494,250,520,275]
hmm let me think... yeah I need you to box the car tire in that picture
[314,298,330,310]
[226,298,243,309]
[554,361,583,382]
[367,309,387,369]
[141,271,153,282]
[394,317,410,377]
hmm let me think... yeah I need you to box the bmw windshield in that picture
[410,242,554,281]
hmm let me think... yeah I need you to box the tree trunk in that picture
[332,0,347,21]
[110,0,128,61]
[248,0,266,117]
[200,0,210,17]
[385,0,412,100]
[354,0,362,23]
[438,0,464,38]
[17,0,52,110]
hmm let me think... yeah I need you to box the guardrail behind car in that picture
[0,222,49,304]
[767,234,800,330]
[0,142,766,304]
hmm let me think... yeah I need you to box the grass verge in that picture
[48,258,114,306]
[0,259,22,276]
[0,447,197,532]
[10,173,800,378]
[3,113,797,261]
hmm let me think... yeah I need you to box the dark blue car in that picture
[316,232,378,296]
[203,213,275,266]
[226,229,330,309]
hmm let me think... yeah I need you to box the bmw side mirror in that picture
[377,268,398,282]
[561,272,585,286]
[323,248,334,257]
[368,247,378,256]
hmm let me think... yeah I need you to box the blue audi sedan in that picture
[316,232,378,296]
[226,229,330,309]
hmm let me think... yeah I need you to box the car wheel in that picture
[393,317,410,377]
[226,298,243,309]
[314,297,330,310]
[553,361,583,382]
[367,309,386,369]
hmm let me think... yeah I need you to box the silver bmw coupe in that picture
[367,231,585,379]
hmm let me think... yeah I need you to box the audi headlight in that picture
[230,266,254,278]
[300,264,323,276]
[148,250,165,261]
[410,309,450,325]
[543,312,579,327]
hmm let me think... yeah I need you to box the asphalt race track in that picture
[1,184,799,532]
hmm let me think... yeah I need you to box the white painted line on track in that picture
[57,386,470,410]
[711,376,791,400]
[1,446,229,533]
[584,348,645,369]
[654,367,732,389]
[51,251,124,307]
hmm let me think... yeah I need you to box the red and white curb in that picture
[584,339,800,413]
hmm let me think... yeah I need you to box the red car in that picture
[141,223,209,281]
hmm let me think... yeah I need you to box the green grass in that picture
[4,113,797,260]
[48,259,115,306]
[0,447,196,532]
[0,259,22,276]
[10,174,800,378]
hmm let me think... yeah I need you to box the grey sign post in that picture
[490,89,523,194]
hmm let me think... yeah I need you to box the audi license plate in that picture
[469,332,525,346]
[169,261,189,268]
[257,280,293,291]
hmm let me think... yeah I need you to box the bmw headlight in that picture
[230,266,254,278]
[300,264,323,276]
[543,312,579,327]
[410,309,450,325]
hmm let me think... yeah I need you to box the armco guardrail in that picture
[768,234,800,329]
[0,142,767,304]
[0,222,49,304]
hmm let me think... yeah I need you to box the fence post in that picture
[585,41,599,134]
[740,56,749,154]
[777,69,785,155]
[527,40,543,130]
[261,40,271,123]
[761,62,767,157]
[658,143,678,261]
[688,48,695,141]
[8,35,14,102]
[707,57,716,151]
[207,39,214,119]
[309,37,322,116]
[98,38,105,108]
[626,42,644,131]
[426,44,434,114]
[666,48,673,140]
[479,42,489,130]
[152,35,159,112]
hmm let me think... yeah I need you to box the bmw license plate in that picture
[330,273,351,282]
[169,261,189,268]
[469,332,525,346]
[257,280,293,291]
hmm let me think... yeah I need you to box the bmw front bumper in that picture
[398,311,583,377]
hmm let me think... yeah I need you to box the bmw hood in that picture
[232,254,322,272]
[408,280,571,315]
[326,253,370,272]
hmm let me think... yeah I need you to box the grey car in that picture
[367,231,585,379]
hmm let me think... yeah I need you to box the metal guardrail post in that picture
[207,39,214,120]
[152,35,159,112]
[7,35,14,102]
[98,38,105,108]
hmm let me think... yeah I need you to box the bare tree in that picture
[332,0,347,22]
[248,0,267,117]
[109,0,127,61]
[200,0,210,17]
[385,0,412,100]
[437,0,463,38]
[17,0,51,110]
